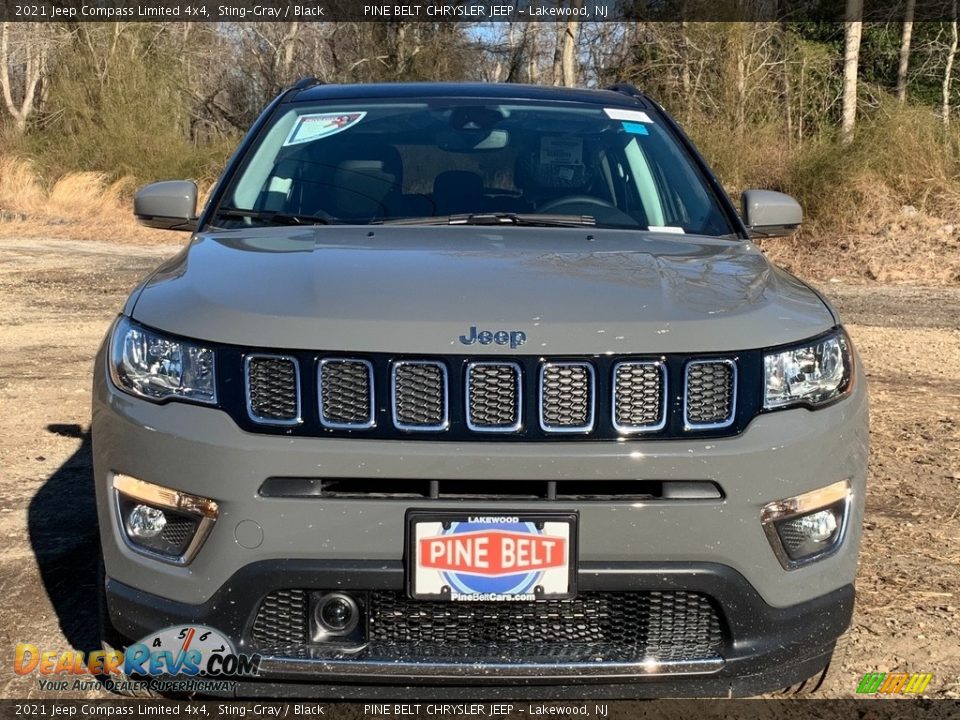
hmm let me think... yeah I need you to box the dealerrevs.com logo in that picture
[14,625,260,693]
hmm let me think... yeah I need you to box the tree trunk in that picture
[782,24,793,146]
[0,22,46,133]
[280,21,301,81]
[944,2,958,128]
[897,0,916,103]
[680,21,693,123]
[551,23,562,85]
[841,2,863,144]
[560,14,579,87]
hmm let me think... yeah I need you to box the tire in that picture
[97,551,162,698]
[777,657,832,696]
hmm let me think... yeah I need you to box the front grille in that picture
[319,359,374,428]
[684,360,736,428]
[228,350,747,440]
[613,361,666,432]
[245,355,300,425]
[250,590,724,661]
[539,362,594,432]
[466,362,522,431]
[392,361,447,431]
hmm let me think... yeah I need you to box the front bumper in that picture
[92,343,868,696]
[105,562,853,698]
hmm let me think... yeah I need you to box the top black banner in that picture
[2,0,959,23]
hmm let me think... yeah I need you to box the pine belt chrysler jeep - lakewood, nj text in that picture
[93,81,868,698]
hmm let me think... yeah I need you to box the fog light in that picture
[113,474,218,565]
[762,480,850,569]
[775,505,843,561]
[795,508,838,543]
[127,504,167,538]
[314,593,359,637]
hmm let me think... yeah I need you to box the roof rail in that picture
[289,76,323,92]
[605,83,645,100]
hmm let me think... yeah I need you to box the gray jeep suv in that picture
[93,81,868,698]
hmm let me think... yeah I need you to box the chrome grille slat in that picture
[612,361,666,433]
[318,359,375,429]
[684,359,737,429]
[245,354,301,426]
[392,361,448,432]
[465,362,522,432]
[539,362,595,432]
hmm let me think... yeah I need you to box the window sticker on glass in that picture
[621,121,649,136]
[283,112,367,146]
[604,107,654,124]
[540,136,583,166]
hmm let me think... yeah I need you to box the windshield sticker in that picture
[540,136,583,165]
[283,112,366,146]
[621,121,649,136]
[604,108,653,124]
[648,225,685,234]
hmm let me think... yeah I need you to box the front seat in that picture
[432,171,485,216]
[326,145,404,222]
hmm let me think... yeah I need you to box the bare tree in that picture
[944,0,958,127]
[841,1,864,144]
[896,0,916,103]
[559,11,580,87]
[0,22,50,132]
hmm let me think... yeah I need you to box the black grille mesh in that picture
[541,364,592,429]
[685,361,735,425]
[613,362,664,430]
[393,363,446,428]
[250,590,723,658]
[246,356,298,422]
[159,518,194,549]
[252,589,308,647]
[320,360,373,426]
[467,363,520,429]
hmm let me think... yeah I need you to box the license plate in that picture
[406,511,577,601]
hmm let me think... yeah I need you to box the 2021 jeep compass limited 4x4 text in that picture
[93,81,868,698]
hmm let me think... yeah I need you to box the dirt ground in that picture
[0,237,957,701]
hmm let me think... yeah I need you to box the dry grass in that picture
[692,101,960,286]
[0,155,173,244]
[761,177,960,285]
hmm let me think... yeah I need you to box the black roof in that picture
[290,82,653,109]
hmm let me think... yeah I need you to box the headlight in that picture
[109,316,217,404]
[763,330,852,409]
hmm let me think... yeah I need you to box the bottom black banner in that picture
[1,700,959,720]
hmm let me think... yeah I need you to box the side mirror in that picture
[741,189,802,238]
[134,181,198,232]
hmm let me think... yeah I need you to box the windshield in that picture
[215,98,734,235]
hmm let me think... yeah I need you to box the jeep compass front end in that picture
[92,82,868,698]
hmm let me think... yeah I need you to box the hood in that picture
[131,226,835,355]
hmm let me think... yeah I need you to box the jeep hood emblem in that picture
[459,326,527,349]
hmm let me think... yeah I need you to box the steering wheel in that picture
[537,195,618,213]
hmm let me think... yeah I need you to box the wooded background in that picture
[2,17,960,253]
